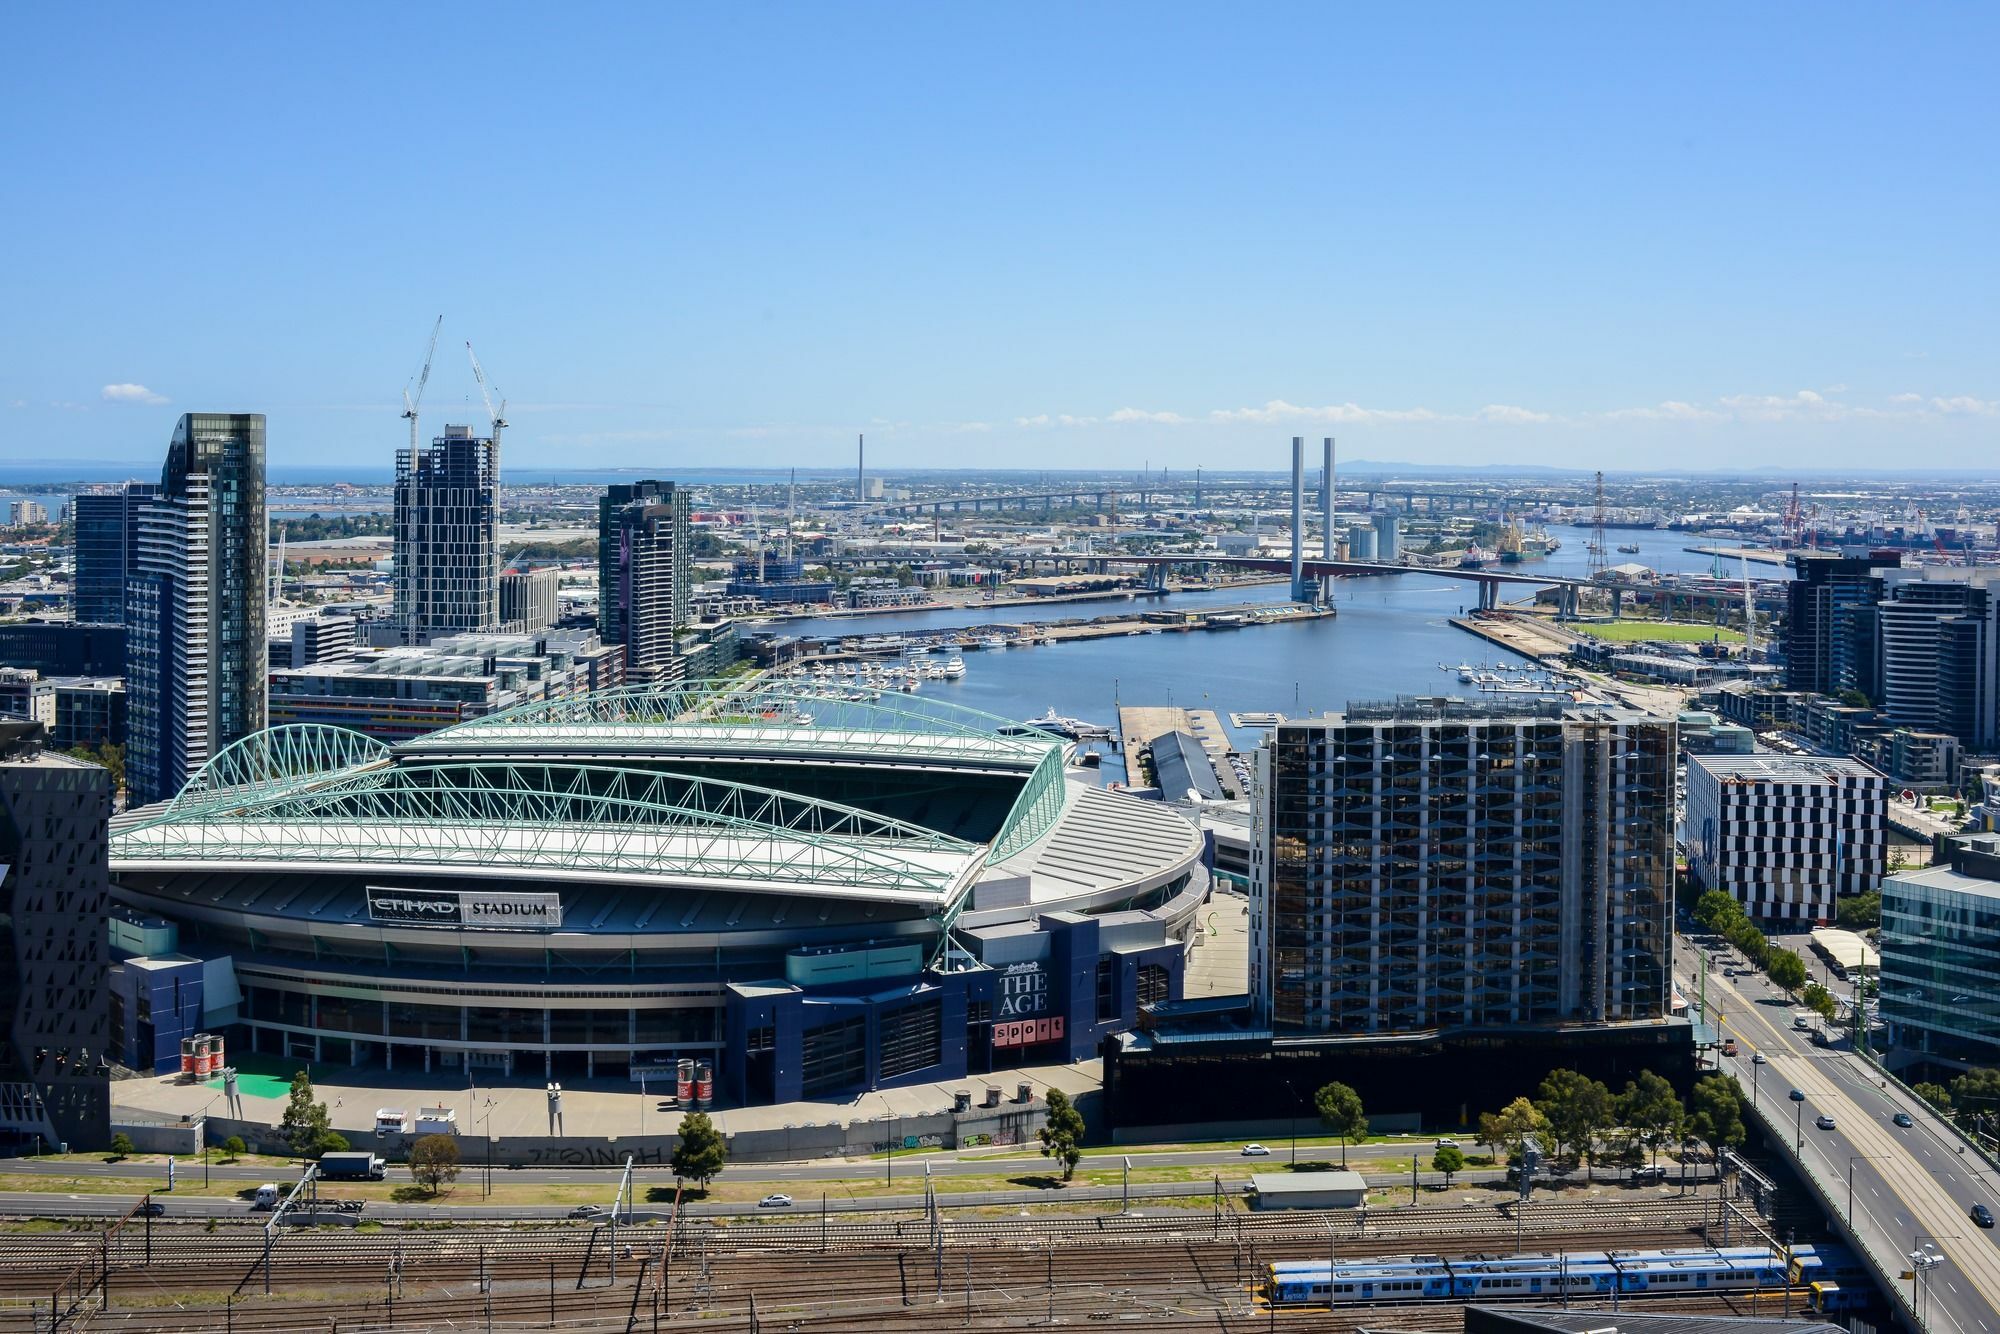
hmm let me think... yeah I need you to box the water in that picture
[773,528,1792,754]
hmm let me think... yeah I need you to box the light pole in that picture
[1280,1080,1300,1167]
[1789,1088,1806,1150]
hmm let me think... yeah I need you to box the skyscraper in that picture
[125,413,267,806]
[1783,551,1898,698]
[0,728,112,1150]
[1249,700,1674,1036]
[71,483,159,624]
[1875,567,2000,748]
[598,480,690,683]
[394,425,500,644]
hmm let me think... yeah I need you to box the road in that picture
[1685,935,2000,1334]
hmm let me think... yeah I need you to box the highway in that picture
[1686,935,2000,1334]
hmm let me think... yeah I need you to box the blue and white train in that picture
[1267,1244,1858,1306]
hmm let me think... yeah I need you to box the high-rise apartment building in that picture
[1875,567,2000,748]
[0,725,113,1150]
[500,568,560,633]
[125,414,266,806]
[394,425,500,644]
[1248,700,1674,1036]
[1784,551,1899,698]
[597,481,690,683]
[72,484,159,624]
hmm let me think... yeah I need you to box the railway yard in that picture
[0,1191,1857,1333]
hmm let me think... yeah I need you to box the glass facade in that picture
[394,428,500,642]
[1880,866,2000,1065]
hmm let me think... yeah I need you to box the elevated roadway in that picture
[1685,939,2000,1333]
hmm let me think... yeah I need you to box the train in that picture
[1267,1244,1865,1306]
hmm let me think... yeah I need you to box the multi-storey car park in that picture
[103,680,1204,1104]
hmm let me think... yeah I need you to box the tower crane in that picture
[401,316,443,463]
[465,341,508,453]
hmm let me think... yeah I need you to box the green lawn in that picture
[1578,620,1744,645]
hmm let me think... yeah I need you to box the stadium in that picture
[104,680,1207,1105]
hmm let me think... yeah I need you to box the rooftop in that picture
[1689,753,1884,782]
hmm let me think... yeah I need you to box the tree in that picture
[1802,982,1838,1021]
[671,1111,728,1190]
[320,1131,351,1155]
[279,1071,332,1159]
[1836,891,1882,932]
[1037,1090,1086,1181]
[1767,950,1808,997]
[108,1132,135,1160]
[409,1135,461,1196]
[1478,1096,1551,1163]
[1914,1082,1954,1115]
[1693,890,1739,932]
[1535,1069,1614,1172]
[1617,1071,1686,1166]
[1431,1144,1465,1188]
[1313,1082,1368,1166]
[1689,1074,1746,1173]
[1949,1068,2000,1131]
[222,1135,247,1162]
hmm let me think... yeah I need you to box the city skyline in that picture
[4,6,1996,472]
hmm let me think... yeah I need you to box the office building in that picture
[266,630,623,742]
[283,614,357,670]
[0,727,112,1151]
[124,413,267,807]
[1248,700,1675,1035]
[71,484,159,624]
[598,481,691,682]
[1783,551,1899,698]
[1875,567,2000,749]
[500,568,560,634]
[1685,753,1887,923]
[1880,833,2000,1070]
[0,670,55,729]
[6,501,48,527]
[0,622,126,677]
[725,554,835,605]
[393,425,500,643]
[49,678,125,751]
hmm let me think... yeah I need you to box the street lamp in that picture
[1280,1080,1301,1167]
[1847,1154,1889,1226]
[1789,1088,1806,1150]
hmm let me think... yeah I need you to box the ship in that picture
[1616,542,1642,554]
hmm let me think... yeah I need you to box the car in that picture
[1751,1051,1767,1065]
[566,1204,604,1220]
[1816,1114,1838,1131]
[1893,1112,1915,1128]
[137,1201,166,1218]
[759,1194,793,1208]
[1629,1165,1668,1184]
[1433,1138,1459,1149]
[1241,1143,1271,1156]
[1721,1039,1739,1057]
[1974,1204,1994,1229]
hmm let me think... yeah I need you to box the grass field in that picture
[1578,620,1744,645]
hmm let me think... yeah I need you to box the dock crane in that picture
[400,316,443,463]
[465,341,508,453]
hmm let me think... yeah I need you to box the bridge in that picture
[864,481,1579,519]
[1075,551,1592,614]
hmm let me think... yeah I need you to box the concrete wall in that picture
[199,1103,1050,1168]
[110,1117,203,1155]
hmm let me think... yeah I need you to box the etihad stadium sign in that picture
[366,887,564,930]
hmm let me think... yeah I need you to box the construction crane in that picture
[1782,482,1802,550]
[401,316,443,464]
[465,341,508,453]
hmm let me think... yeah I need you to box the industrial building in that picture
[106,681,1205,1103]
[393,425,501,643]
[1684,753,1887,923]
[124,413,268,806]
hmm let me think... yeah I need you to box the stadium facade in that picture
[106,681,1205,1105]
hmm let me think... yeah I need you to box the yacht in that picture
[941,656,966,678]
[980,634,1009,650]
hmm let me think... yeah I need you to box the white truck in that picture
[253,1183,281,1209]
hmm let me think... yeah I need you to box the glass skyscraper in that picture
[598,480,690,683]
[124,413,267,806]
[71,483,158,624]
[394,426,500,644]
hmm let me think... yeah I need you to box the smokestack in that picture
[1321,437,1336,560]
[857,433,865,501]
[1290,436,1305,599]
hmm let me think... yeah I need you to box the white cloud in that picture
[1107,407,1190,425]
[1208,399,1447,425]
[1889,392,1925,405]
[1930,395,2000,416]
[1476,404,1552,425]
[1606,400,1724,422]
[101,383,168,405]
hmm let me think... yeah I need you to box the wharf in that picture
[1116,705,1240,798]
[798,601,1331,661]
[1685,545,1789,567]
[1448,612,1578,663]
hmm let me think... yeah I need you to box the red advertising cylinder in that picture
[676,1057,694,1105]
[695,1060,714,1108]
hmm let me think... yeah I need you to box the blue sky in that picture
[3,5,1995,473]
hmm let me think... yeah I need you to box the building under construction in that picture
[394,426,501,644]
